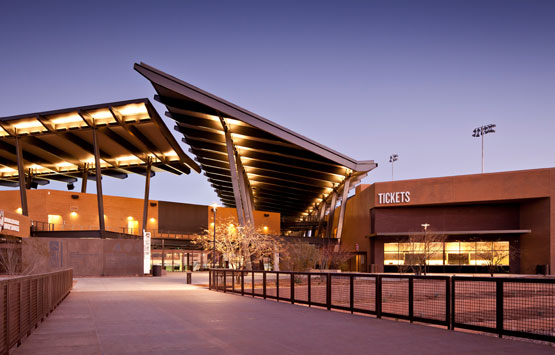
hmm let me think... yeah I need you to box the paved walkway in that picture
[14,273,554,354]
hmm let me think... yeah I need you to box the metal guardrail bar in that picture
[209,269,555,343]
[0,269,73,354]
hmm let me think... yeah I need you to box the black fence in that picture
[209,269,555,343]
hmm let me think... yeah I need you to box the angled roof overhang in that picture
[135,63,377,217]
[0,98,200,187]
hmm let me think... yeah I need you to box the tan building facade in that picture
[0,189,280,237]
[337,168,555,275]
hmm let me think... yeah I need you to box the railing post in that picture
[276,272,280,301]
[350,275,354,314]
[232,270,235,293]
[215,270,218,291]
[450,277,456,330]
[409,277,414,323]
[308,273,311,307]
[252,271,254,297]
[6,283,10,351]
[19,281,23,345]
[496,279,504,338]
[291,273,295,304]
[446,277,451,330]
[223,270,227,293]
[326,273,331,310]
[376,275,382,318]
[263,272,266,299]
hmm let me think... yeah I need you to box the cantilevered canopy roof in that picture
[0,98,200,187]
[135,63,377,217]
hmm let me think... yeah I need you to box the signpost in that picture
[143,230,151,274]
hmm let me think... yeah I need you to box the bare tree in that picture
[401,232,447,275]
[280,241,319,272]
[194,217,281,270]
[0,237,50,275]
[475,241,515,277]
[317,244,353,271]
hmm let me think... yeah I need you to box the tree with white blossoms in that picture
[194,217,280,270]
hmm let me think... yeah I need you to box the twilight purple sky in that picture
[1,0,554,205]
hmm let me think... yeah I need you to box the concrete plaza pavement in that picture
[14,272,554,355]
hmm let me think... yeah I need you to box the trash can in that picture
[186,271,192,284]
[152,265,162,277]
[536,264,547,275]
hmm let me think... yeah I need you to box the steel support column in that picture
[335,176,351,245]
[141,157,152,233]
[316,199,327,238]
[220,116,246,226]
[236,155,255,226]
[15,137,28,216]
[81,163,88,193]
[325,190,338,239]
[92,128,105,234]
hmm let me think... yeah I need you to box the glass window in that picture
[383,239,511,268]
[384,243,399,252]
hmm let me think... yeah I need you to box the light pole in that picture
[389,154,398,181]
[211,203,218,268]
[472,124,496,174]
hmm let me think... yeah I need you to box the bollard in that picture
[186,272,192,284]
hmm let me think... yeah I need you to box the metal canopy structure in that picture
[135,63,377,240]
[0,98,200,234]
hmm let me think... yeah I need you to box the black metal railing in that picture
[209,269,555,343]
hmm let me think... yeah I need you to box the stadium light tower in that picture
[389,154,398,181]
[472,124,496,174]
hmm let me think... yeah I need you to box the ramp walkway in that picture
[14,273,554,354]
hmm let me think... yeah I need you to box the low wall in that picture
[22,237,143,276]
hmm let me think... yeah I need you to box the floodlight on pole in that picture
[472,124,496,174]
[389,154,398,181]
[211,203,219,269]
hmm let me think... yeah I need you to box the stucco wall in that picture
[22,237,143,276]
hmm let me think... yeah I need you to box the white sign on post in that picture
[143,231,151,274]
[0,210,19,232]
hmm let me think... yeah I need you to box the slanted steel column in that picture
[236,155,255,226]
[219,116,246,226]
[92,127,105,234]
[316,198,327,238]
[141,157,152,233]
[325,190,338,239]
[15,137,28,216]
[81,163,88,193]
[335,175,351,244]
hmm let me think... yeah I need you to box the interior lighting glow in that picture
[0,127,9,137]
[50,114,83,125]
[70,212,78,217]
[127,216,134,221]
[116,155,140,162]
[56,162,75,168]
[0,167,16,173]
[116,103,148,116]
[89,110,114,120]
[149,218,156,223]
[13,120,44,130]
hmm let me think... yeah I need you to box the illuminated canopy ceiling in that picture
[0,98,200,187]
[135,63,377,217]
